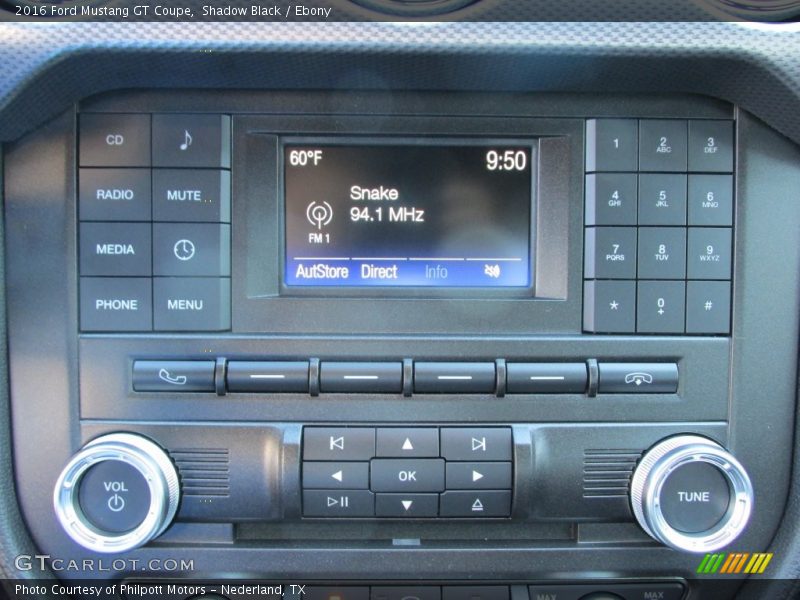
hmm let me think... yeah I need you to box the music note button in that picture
[152,114,230,168]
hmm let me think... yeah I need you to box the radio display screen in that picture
[283,142,533,288]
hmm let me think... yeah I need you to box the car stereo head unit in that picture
[283,141,534,289]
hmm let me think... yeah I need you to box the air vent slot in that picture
[583,449,641,498]
[172,448,231,498]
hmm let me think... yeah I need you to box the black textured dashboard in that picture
[1,18,800,600]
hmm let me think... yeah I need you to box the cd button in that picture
[440,428,512,462]
[376,428,439,457]
[375,493,439,517]
[79,168,151,222]
[153,169,231,223]
[152,114,231,169]
[370,459,445,493]
[319,362,403,393]
[303,462,369,490]
[302,490,374,517]
[79,113,151,167]
[413,362,496,394]
[506,363,587,394]
[597,363,679,394]
[303,427,376,461]
[226,361,310,393]
[445,462,512,490]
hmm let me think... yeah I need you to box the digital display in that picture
[284,143,532,287]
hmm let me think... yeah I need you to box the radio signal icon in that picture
[306,201,334,230]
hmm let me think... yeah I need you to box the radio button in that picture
[686,281,731,335]
[375,493,438,517]
[585,173,637,226]
[637,281,686,334]
[687,227,732,280]
[445,462,512,490]
[303,462,369,490]
[583,280,636,333]
[227,361,309,393]
[639,119,688,172]
[584,227,637,279]
[413,362,496,394]
[440,428,512,462]
[302,490,374,517]
[153,277,230,331]
[152,114,231,169]
[585,119,638,172]
[80,113,151,167]
[597,363,679,394]
[370,458,445,493]
[506,363,587,394]
[132,360,216,392]
[688,175,733,226]
[153,223,230,277]
[320,362,403,394]
[80,277,152,332]
[376,428,439,457]
[637,227,687,280]
[439,491,511,518]
[79,222,152,276]
[153,169,231,223]
[303,427,376,461]
[637,174,687,226]
[79,168,151,222]
[689,120,733,173]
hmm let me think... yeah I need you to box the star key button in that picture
[583,280,636,333]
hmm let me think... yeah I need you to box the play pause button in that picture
[303,490,375,517]
[375,493,438,517]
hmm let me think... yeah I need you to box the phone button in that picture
[597,362,679,394]
[132,360,216,393]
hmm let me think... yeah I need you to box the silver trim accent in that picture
[630,435,753,553]
[53,433,180,554]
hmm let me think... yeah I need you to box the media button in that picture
[375,493,438,517]
[80,222,152,276]
[302,490,375,517]
[79,113,151,167]
[80,277,152,332]
[79,168,151,222]
[152,169,231,223]
[153,277,230,332]
[152,114,231,169]
[440,428,512,462]
[370,459,445,493]
[303,427,376,461]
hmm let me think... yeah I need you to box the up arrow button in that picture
[376,428,439,457]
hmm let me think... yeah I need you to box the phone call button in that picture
[132,360,216,393]
[597,362,679,394]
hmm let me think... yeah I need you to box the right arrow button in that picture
[445,462,512,490]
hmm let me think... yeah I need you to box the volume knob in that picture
[54,433,180,554]
[630,435,753,553]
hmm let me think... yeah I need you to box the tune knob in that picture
[54,433,180,553]
[630,435,753,553]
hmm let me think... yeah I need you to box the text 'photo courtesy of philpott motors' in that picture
[284,143,533,287]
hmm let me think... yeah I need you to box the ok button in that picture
[370,459,445,493]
